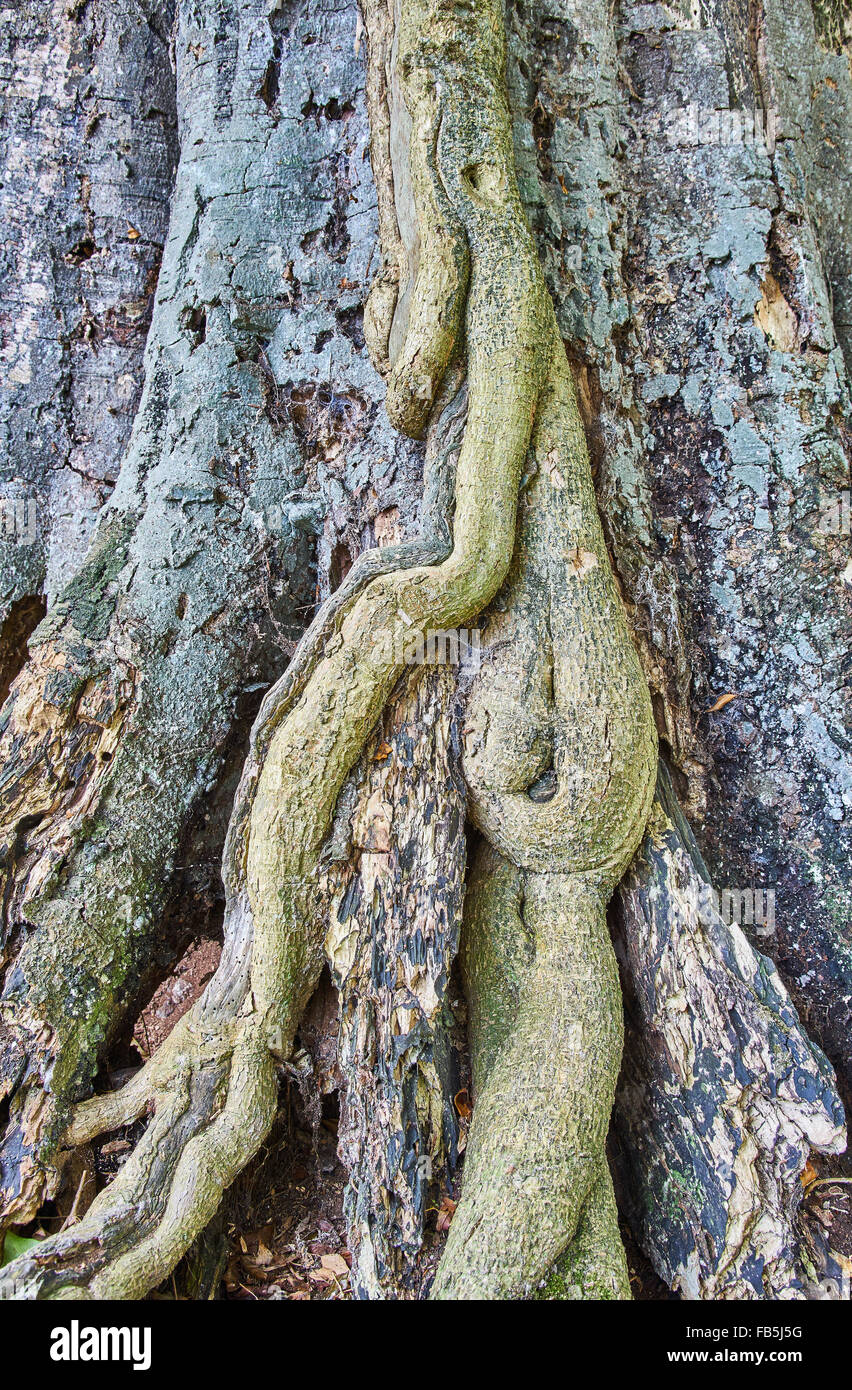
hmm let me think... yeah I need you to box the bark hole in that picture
[259,56,280,110]
[328,541,353,594]
[132,937,223,1061]
[183,305,207,349]
[0,596,47,709]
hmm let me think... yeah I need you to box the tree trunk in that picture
[0,0,177,693]
[0,0,849,1302]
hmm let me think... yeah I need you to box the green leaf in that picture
[0,1231,41,1266]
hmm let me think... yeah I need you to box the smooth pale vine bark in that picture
[433,335,656,1300]
[0,0,655,1299]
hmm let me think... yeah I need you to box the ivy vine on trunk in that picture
[0,0,657,1299]
[1,0,849,1303]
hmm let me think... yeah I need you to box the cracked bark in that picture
[613,0,852,1109]
[0,0,423,1227]
[0,0,178,624]
[0,0,849,1303]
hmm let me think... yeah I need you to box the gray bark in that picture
[613,0,852,1097]
[0,0,849,1301]
[0,0,425,1225]
[0,0,178,686]
[503,0,852,1294]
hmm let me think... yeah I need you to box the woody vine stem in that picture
[0,0,656,1300]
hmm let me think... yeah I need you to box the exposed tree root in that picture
[1,0,656,1299]
[433,335,656,1296]
[431,849,632,1299]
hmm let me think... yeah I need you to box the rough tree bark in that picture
[0,0,177,692]
[0,0,849,1302]
[0,0,338,1224]
[615,0,852,1101]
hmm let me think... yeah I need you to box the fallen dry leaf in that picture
[436,1196,457,1233]
[100,1139,130,1156]
[454,1088,472,1120]
[800,1160,818,1189]
[320,1253,349,1277]
[707,691,738,713]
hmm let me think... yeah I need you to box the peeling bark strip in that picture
[612,768,845,1300]
[326,666,466,1300]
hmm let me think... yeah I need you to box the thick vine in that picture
[0,0,656,1300]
